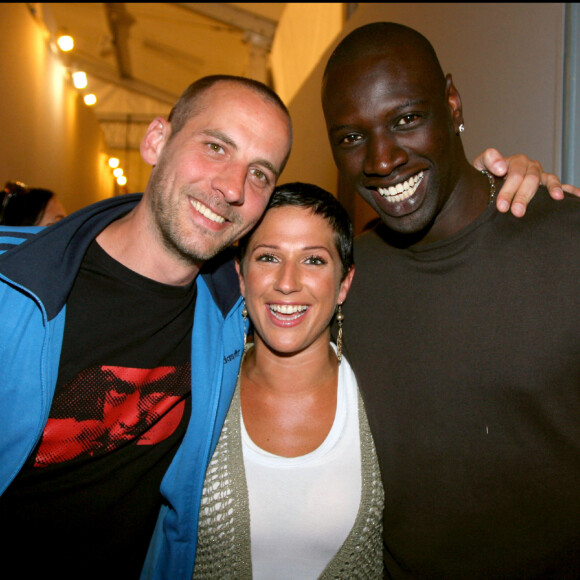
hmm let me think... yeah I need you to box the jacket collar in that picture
[0,193,240,320]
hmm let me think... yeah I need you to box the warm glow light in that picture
[72,71,87,89]
[84,94,97,106]
[113,168,124,178]
[117,176,127,186]
[108,157,120,168]
[57,35,74,52]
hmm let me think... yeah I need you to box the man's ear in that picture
[140,117,171,166]
[445,74,464,133]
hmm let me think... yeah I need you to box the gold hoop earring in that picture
[336,303,344,365]
[242,300,248,352]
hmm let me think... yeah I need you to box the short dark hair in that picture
[237,182,354,280]
[168,74,291,138]
[323,21,445,88]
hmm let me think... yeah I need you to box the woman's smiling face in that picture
[237,205,353,357]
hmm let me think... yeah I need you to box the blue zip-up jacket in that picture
[0,193,246,578]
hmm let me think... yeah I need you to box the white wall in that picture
[0,4,115,213]
[270,3,344,104]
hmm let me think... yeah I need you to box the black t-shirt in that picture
[343,194,580,579]
[0,241,195,578]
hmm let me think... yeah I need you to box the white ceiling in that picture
[41,3,287,150]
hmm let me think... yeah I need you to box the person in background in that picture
[1,180,67,226]
[193,182,383,579]
[322,21,580,578]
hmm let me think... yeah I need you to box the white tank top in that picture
[241,352,361,579]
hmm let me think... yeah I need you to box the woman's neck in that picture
[243,337,338,395]
[240,336,340,457]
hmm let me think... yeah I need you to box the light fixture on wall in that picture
[57,34,74,52]
[106,157,127,191]
[72,71,88,89]
[54,32,102,112]
[84,94,97,106]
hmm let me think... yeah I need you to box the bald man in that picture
[323,22,580,579]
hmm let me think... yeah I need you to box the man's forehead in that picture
[180,94,289,171]
[201,80,273,109]
[201,84,287,132]
[344,50,424,81]
[326,54,441,109]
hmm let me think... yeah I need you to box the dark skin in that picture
[323,27,527,246]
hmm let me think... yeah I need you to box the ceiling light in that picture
[84,94,97,106]
[108,157,120,168]
[113,168,124,178]
[72,71,88,89]
[117,176,127,186]
[57,35,74,52]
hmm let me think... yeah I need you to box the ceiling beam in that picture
[104,3,135,79]
[174,3,277,48]
[69,52,179,105]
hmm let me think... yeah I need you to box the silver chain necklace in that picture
[481,169,496,205]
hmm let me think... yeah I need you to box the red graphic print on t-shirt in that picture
[34,365,189,467]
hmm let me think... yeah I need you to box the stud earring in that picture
[458,123,465,134]
[335,303,344,365]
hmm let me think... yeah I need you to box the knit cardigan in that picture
[193,353,384,579]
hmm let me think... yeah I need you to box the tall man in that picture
[0,75,292,579]
[322,22,580,578]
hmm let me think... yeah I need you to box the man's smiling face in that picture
[323,50,462,238]
[145,81,292,264]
